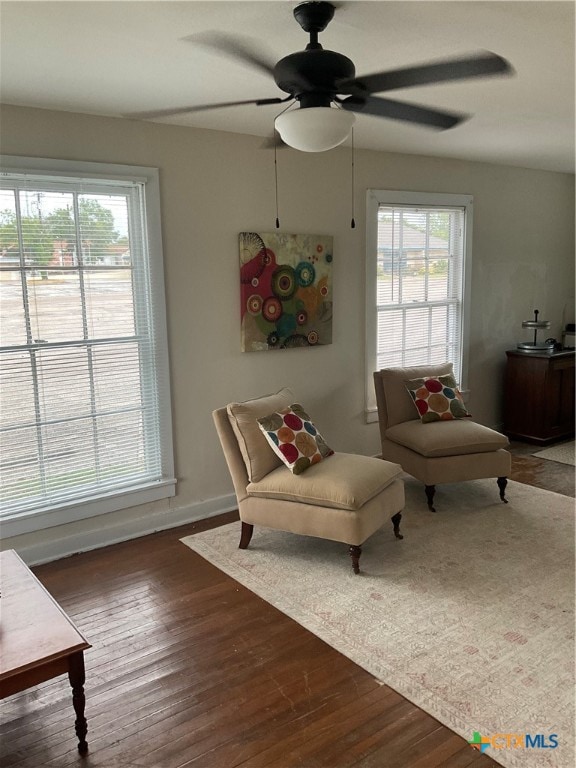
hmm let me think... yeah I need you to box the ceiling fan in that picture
[132,1,514,152]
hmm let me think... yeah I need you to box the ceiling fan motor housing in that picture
[274,49,355,106]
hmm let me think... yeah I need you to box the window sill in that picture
[1,479,177,538]
[365,408,379,424]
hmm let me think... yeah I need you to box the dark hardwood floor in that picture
[1,441,572,768]
[508,439,575,497]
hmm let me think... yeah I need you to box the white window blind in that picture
[0,159,175,533]
[365,190,472,420]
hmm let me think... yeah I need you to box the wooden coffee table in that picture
[0,549,91,754]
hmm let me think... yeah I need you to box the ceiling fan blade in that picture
[341,95,467,130]
[127,97,287,120]
[338,51,513,95]
[181,31,277,78]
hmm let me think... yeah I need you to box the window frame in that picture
[365,189,473,422]
[0,155,175,537]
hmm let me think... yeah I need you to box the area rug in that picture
[181,477,575,768]
[533,440,575,467]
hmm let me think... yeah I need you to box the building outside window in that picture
[365,189,473,421]
[0,157,175,537]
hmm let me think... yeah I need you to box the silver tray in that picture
[516,342,555,352]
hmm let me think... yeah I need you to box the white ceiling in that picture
[1,0,574,173]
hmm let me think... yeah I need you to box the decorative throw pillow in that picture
[404,374,471,423]
[257,403,334,475]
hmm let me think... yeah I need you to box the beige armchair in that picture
[373,363,511,512]
[213,388,405,573]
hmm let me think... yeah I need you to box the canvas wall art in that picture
[239,232,333,352]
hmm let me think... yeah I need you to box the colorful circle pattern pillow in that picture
[257,403,334,475]
[404,374,471,423]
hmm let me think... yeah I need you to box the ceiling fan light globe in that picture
[275,107,355,152]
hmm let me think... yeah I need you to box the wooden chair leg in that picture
[239,522,254,549]
[391,511,403,539]
[348,545,362,574]
[497,476,509,504]
[425,484,436,512]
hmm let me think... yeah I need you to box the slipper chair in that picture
[213,388,405,573]
[373,363,511,512]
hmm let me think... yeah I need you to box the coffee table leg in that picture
[68,651,88,754]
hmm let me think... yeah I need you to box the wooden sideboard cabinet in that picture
[504,349,575,444]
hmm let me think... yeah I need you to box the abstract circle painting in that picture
[239,232,333,352]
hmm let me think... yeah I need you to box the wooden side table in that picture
[503,349,575,444]
[0,549,91,754]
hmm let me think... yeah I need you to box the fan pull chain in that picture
[274,140,280,229]
[350,128,356,229]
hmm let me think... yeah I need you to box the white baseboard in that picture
[7,494,237,566]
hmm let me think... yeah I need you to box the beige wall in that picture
[1,104,574,562]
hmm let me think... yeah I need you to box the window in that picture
[0,157,175,536]
[365,190,473,421]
